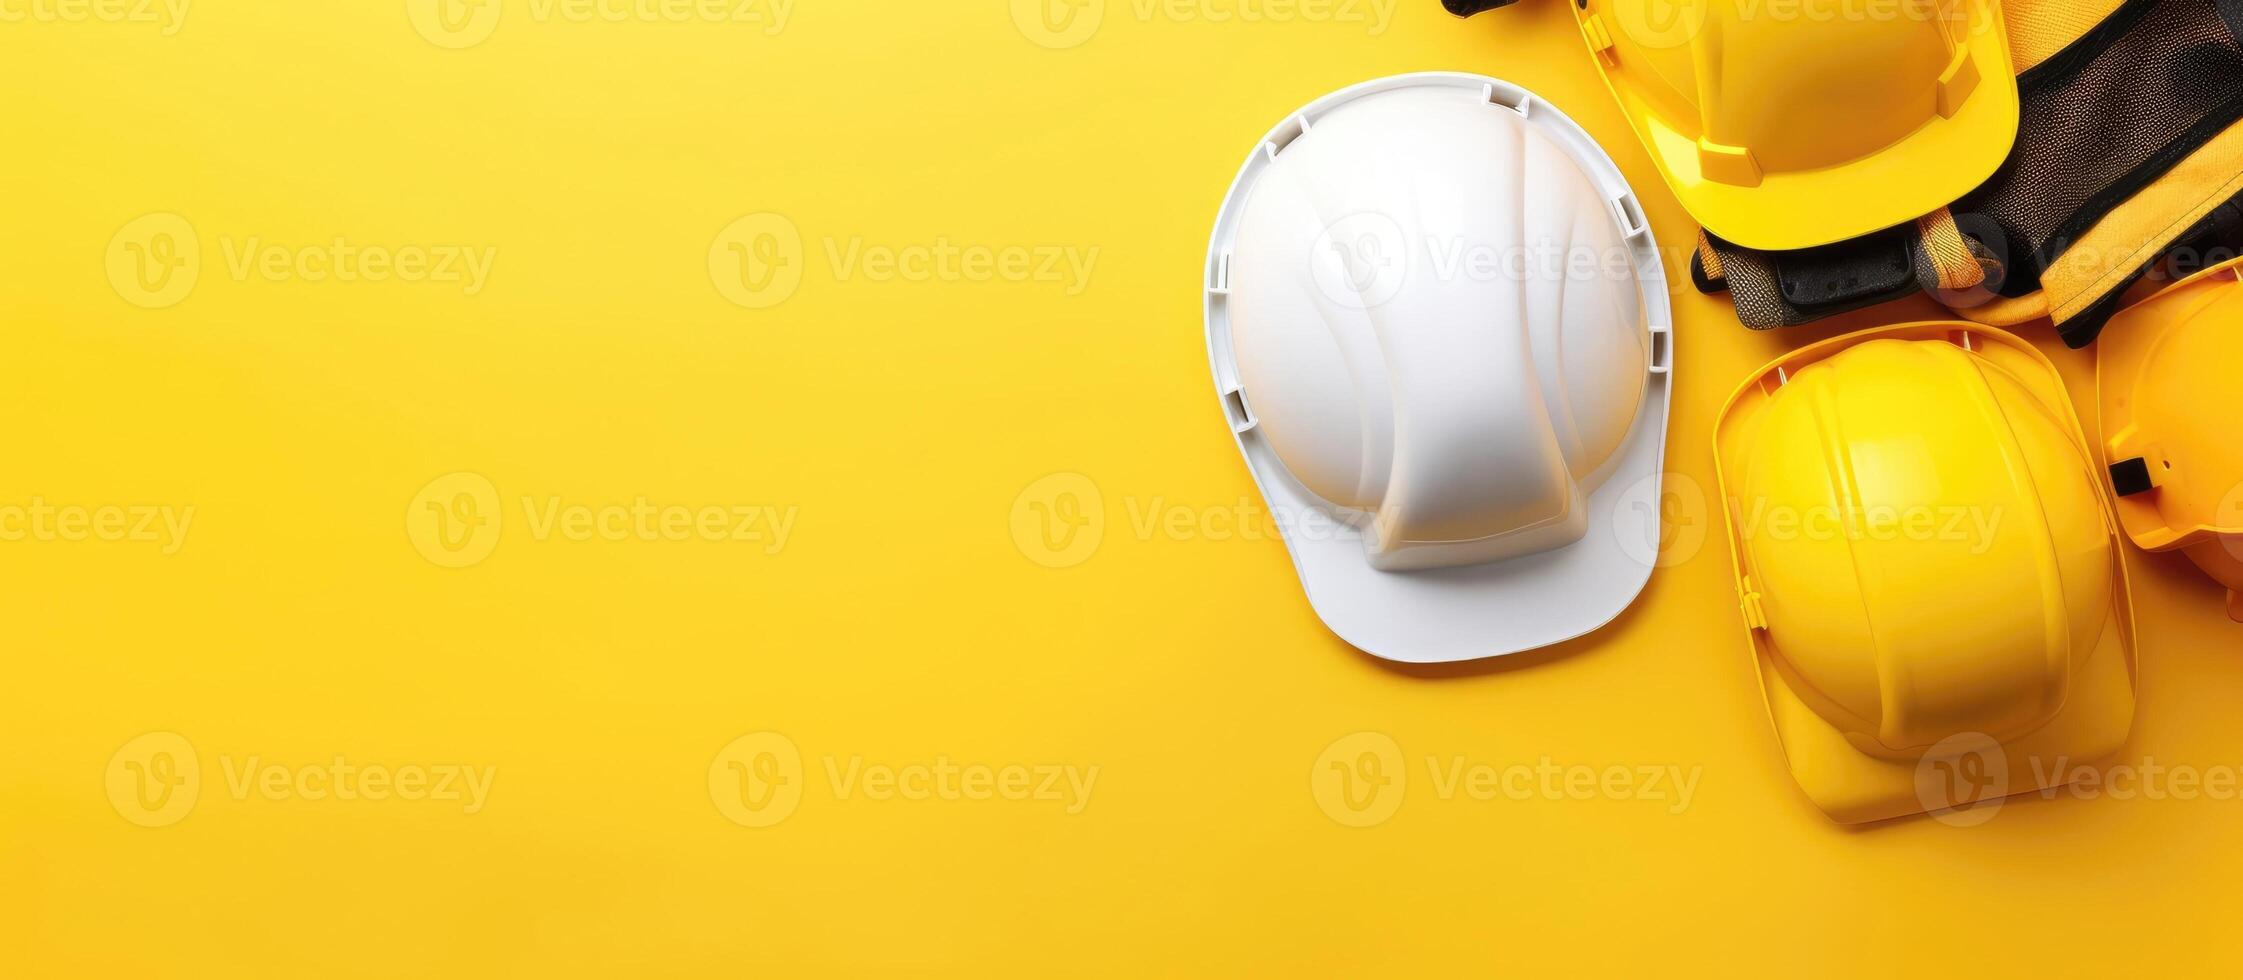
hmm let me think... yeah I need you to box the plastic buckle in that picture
[1581,14,1619,65]
[2109,457,2155,497]
[1738,576,1769,631]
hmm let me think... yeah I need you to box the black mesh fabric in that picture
[1965,0,2243,286]
[1712,246,1799,329]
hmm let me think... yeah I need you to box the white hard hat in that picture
[1204,73,1676,663]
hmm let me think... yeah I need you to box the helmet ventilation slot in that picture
[1264,115,1309,160]
[1207,250,1231,294]
[1609,193,1649,240]
[1482,81,1532,116]
[1221,387,1256,434]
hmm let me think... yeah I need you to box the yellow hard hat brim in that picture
[1596,4,2019,251]
[1651,80,2017,250]
[1759,609,2135,825]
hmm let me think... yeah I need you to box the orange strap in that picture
[1696,229,1725,281]
[1916,208,1986,292]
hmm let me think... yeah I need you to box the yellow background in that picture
[6,0,2243,975]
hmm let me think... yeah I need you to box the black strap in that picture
[1773,230,1916,313]
[1700,226,1937,327]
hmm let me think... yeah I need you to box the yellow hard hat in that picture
[1452,0,2019,251]
[1714,324,2136,823]
[2099,258,2243,623]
